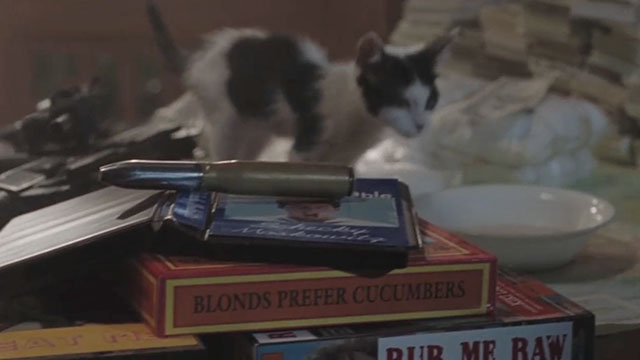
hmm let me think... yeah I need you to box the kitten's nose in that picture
[416,124,425,131]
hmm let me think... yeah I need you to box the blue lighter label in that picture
[172,191,211,231]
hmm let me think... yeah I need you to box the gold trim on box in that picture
[425,231,471,256]
[163,262,490,335]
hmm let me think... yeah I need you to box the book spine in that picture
[129,260,163,336]
[0,323,202,359]
[147,262,493,336]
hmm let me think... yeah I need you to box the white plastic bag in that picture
[416,76,612,186]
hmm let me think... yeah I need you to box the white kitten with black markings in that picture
[148,1,451,165]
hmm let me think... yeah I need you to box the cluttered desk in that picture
[0,0,640,359]
[0,66,636,360]
[0,89,633,359]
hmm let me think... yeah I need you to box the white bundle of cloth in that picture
[357,74,613,191]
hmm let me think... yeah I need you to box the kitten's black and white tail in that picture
[146,0,186,75]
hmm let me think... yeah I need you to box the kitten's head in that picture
[355,32,451,137]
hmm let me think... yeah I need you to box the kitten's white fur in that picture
[156,28,434,165]
[380,80,432,137]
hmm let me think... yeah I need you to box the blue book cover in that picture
[171,190,212,231]
[170,179,418,250]
[202,178,419,250]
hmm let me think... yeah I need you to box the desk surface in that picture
[532,162,640,357]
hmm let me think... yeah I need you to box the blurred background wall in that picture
[0,0,405,125]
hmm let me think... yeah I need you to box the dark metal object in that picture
[0,78,109,155]
[100,160,202,191]
[0,79,200,229]
[0,186,162,272]
[99,160,354,198]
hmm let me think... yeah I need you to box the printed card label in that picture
[208,179,413,247]
[173,191,211,230]
[378,322,572,360]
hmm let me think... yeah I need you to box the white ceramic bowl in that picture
[414,184,615,271]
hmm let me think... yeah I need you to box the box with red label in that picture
[226,268,594,360]
[126,220,497,336]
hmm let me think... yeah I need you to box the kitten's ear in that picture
[356,32,384,67]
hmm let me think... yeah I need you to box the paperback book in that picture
[0,323,206,360]
[125,221,496,336]
[161,178,422,269]
[0,275,206,359]
[228,268,594,360]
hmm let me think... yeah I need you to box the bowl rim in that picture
[415,183,616,240]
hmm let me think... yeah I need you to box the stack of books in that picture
[479,4,529,64]
[0,177,596,359]
[571,0,640,24]
[225,268,594,360]
[588,28,640,83]
[528,56,628,112]
[565,0,640,128]
[125,220,495,337]
[583,22,640,120]
[390,0,491,47]
[624,74,640,120]
[389,0,640,132]
[524,0,590,66]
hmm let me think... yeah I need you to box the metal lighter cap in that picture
[99,159,354,198]
[201,160,354,198]
[99,160,203,190]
